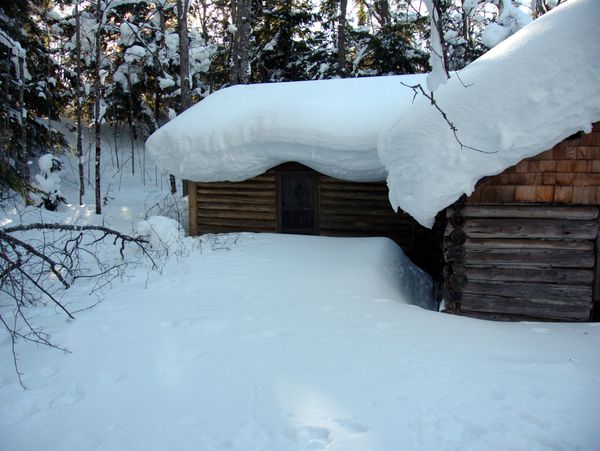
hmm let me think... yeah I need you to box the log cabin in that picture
[443,124,600,321]
[147,0,600,322]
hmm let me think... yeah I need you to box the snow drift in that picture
[146,74,426,183]
[378,0,600,227]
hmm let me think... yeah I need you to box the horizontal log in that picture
[444,245,465,263]
[318,189,391,201]
[198,217,276,230]
[196,194,276,205]
[319,221,412,234]
[463,238,594,251]
[319,181,388,192]
[460,218,598,240]
[461,205,599,220]
[464,267,594,285]
[449,211,465,228]
[465,248,595,268]
[198,225,275,234]
[319,213,413,227]
[446,229,466,245]
[319,205,404,218]
[320,230,414,244]
[449,273,468,288]
[196,189,276,198]
[448,262,466,276]
[197,209,276,221]
[443,284,463,302]
[319,198,395,210]
[196,181,276,190]
[197,202,275,213]
[460,293,592,321]
[463,280,592,302]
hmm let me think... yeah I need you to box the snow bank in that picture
[379,0,600,227]
[135,215,184,251]
[2,232,599,450]
[146,74,426,183]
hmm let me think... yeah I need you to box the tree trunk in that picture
[337,0,348,77]
[177,0,191,112]
[230,0,252,85]
[75,0,84,205]
[17,53,28,182]
[94,0,102,214]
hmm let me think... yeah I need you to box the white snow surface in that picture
[135,215,184,251]
[146,74,426,183]
[1,130,600,450]
[379,0,600,227]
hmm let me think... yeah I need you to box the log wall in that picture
[189,170,278,235]
[189,165,441,275]
[443,203,599,321]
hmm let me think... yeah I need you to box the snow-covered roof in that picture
[379,0,600,227]
[145,73,426,183]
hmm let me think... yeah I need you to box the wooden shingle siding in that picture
[470,124,600,205]
[444,204,599,321]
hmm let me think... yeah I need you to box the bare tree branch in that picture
[401,82,496,154]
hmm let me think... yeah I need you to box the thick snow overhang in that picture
[146,73,426,183]
[378,0,600,227]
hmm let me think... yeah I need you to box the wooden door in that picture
[278,171,318,234]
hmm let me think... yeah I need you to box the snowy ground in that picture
[1,135,600,450]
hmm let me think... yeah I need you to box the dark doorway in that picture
[278,171,318,234]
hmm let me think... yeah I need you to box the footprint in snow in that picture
[297,426,331,450]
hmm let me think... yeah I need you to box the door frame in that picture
[276,168,319,234]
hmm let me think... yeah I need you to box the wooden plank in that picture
[318,189,391,201]
[321,207,400,217]
[461,205,599,220]
[198,217,276,230]
[320,215,413,229]
[196,194,276,205]
[593,215,600,320]
[197,209,275,221]
[319,198,394,209]
[463,238,594,251]
[460,293,592,321]
[463,280,592,302]
[319,181,388,192]
[195,181,276,190]
[198,224,276,234]
[189,182,198,236]
[465,248,595,268]
[461,218,598,240]
[196,189,276,198]
[197,202,275,213]
[320,221,412,234]
[465,267,595,285]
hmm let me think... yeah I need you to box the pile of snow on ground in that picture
[1,233,599,451]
